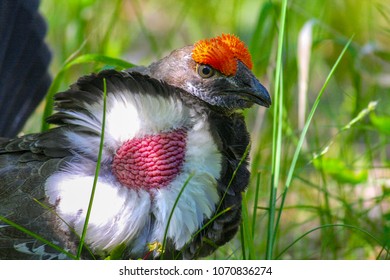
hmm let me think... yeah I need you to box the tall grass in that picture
[266,0,288,260]
[17,0,390,260]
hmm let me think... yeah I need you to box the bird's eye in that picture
[197,64,215,78]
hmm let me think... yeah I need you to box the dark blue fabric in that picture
[0,0,51,137]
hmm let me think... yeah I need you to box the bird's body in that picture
[0,34,270,259]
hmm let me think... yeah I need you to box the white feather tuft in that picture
[45,173,152,252]
[45,88,222,256]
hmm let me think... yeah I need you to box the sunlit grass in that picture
[18,0,390,259]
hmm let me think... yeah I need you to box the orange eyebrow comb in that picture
[192,33,253,76]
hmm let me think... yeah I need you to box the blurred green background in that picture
[27,0,390,259]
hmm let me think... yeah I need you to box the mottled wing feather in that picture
[0,132,72,259]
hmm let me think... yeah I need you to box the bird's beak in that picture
[243,75,271,108]
[233,61,271,108]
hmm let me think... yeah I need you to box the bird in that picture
[0,33,271,260]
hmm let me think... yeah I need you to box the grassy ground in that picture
[24,0,390,259]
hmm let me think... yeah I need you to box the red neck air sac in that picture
[112,129,187,190]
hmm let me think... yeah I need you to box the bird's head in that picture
[147,34,271,110]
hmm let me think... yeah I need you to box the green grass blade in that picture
[41,71,66,131]
[176,206,233,260]
[64,54,135,70]
[312,101,378,161]
[31,198,96,259]
[341,101,378,132]
[266,0,288,260]
[251,172,261,239]
[276,224,388,259]
[76,78,108,259]
[216,143,251,215]
[161,173,194,259]
[241,193,255,259]
[190,206,232,244]
[272,36,355,258]
[193,142,250,260]
[239,223,247,260]
[0,216,77,260]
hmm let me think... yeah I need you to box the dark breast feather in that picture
[177,111,251,259]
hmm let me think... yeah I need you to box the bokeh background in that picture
[24,0,390,259]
